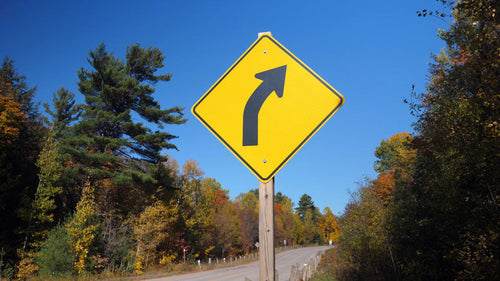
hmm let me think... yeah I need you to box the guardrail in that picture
[288,253,322,281]
[185,245,324,281]
[192,245,305,271]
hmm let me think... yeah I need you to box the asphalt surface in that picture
[148,246,330,281]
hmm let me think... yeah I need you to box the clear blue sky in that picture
[1,0,447,215]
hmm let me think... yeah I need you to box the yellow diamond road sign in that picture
[192,34,344,182]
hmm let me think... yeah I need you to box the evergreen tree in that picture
[43,87,82,217]
[274,191,287,204]
[296,194,319,221]
[43,87,81,140]
[37,225,73,278]
[0,58,43,266]
[65,42,186,197]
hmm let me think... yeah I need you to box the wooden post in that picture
[259,177,275,281]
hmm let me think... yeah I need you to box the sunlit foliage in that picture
[0,44,340,279]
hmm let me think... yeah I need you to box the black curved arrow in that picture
[243,65,287,146]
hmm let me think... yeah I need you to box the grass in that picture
[309,248,338,281]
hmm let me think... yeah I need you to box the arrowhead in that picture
[255,65,287,98]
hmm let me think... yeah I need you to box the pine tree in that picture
[66,43,186,187]
[296,194,319,221]
[43,87,81,140]
[43,87,82,217]
[60,44,187,273]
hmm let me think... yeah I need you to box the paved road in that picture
[148,246,329,281]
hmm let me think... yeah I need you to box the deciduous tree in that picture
[275,193,295,246]
[28,129,63,249]
[390,1,500,279]
[236,191,259,253]
[214,201,242,257]
[133,200,179,273]
[317,207,341,244]
[373,132,415,204]
[66,179,100,274]
[336,181,397,281]
[0,88,26,148]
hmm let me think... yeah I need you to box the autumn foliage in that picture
[0,83,27,148]
[320,1,499,280]
[0,49,340,279]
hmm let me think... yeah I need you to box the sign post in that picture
[259,177,275,281]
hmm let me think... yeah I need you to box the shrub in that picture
[37,225,74,277]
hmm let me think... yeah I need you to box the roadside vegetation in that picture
[0,44,340,279]
[313,1,499,280]
[1,1,498,280]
